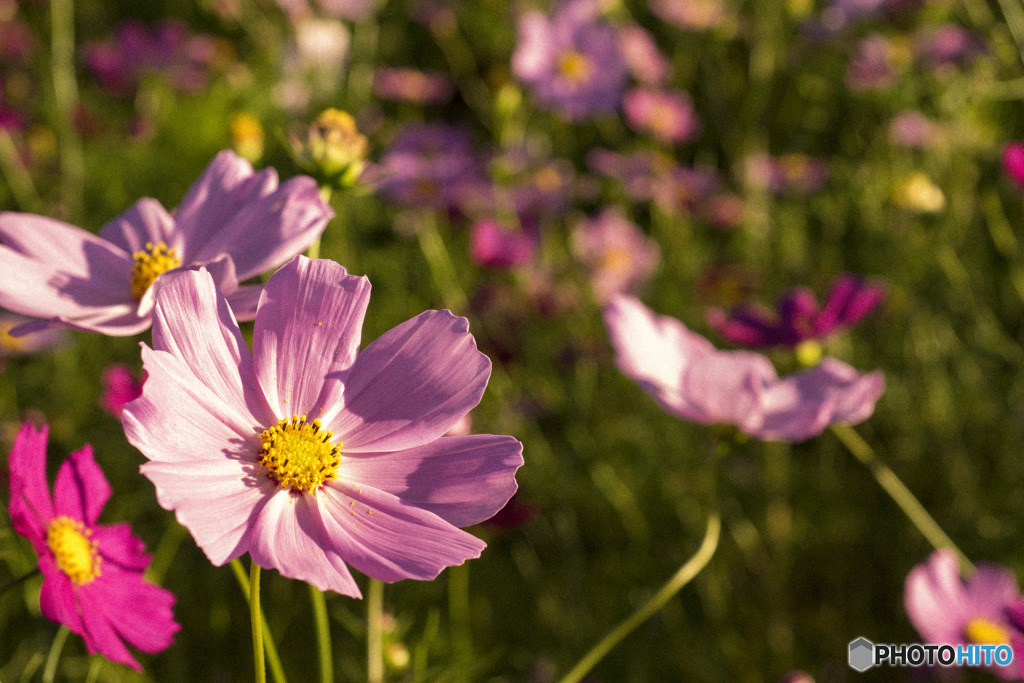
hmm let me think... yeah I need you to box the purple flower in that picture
[8,423,179,671]
[100,364,145,418]
[365,123,487,210]
[373,67,455,104]
[0,150,331,336]
[906,549,1023,679]
[846,34,899,92]
[914,23,986,72]
[707,273,885,348]
[470,218,537,269]
[1004,142,1024,187]
[122,256,523,597]
[511,0,628,121]
[571,208,659,302]
[623,88,700,145]
[604,295,885,442]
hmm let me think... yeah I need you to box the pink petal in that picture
[97,198,179,255]
[905,549,973,644]
[149,268,273,428]
[247,489,361,596]
[8,422,54,546]
[0,212,132,279]
[225,284,264,321]
[252,256,371,419]
[7,303,151,337]
[965,564,1022,618]
[682,350,775,429]
[141,459,270,566]
[52,445,110,526]
[319,482,486,583]
[339,434,523,527]
[329,310,490,452]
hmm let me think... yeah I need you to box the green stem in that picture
[448,563,471,676]
[0,129,41,212]
[416,212,469,313]
[146,521,187,585]
[559,514,722,683]
[250,562,266,683]
[0,567,40,594]
[310,584,333,683]
[230,559,287,683]
[831,424,973,574]
[50,0,84,217]
[42,625,70,683]
[367,578,384,683]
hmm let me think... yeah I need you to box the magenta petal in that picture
[247,490,361,596]
[330,310,490,452]
[94,522,150,572]
[8,423,54,546]
[84,568,179,655]
[252,256,371,418]
[340,434,524,527]
[707,305,778,347]
[1004,142,1024,187]
[149,269,273,427]
[39,570,89,645]
[52,445,110,526]
[76,585,143,671]
[98,198,179,255]
[320,483,486,583]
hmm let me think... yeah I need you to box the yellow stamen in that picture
[46,516,101,585]
[558,50,592,84]
[130,241,182,300]
[965,617,1011,647]
[258,415,342,494]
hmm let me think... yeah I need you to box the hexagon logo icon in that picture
[848,637,874,672]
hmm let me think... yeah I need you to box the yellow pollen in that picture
[558,50,592,84]
[600,247,633,275]
[130,241,182,300]
[46,516,101,585]
[965,617,1011,646]
[258,415,342,494]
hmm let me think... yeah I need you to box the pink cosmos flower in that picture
[1004,142,1024,187]
[122,256,523,597]
[604,295,885,442]
[906,549,1023,679]
[707,273,886,348]
[0,150,332,336]
[571,208,659,302]
[470,218,537,269]
[622,88,700,145]
[100,364,145,418]
[8,423,179,671]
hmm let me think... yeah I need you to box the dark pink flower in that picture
[8,423,179,671]
[0,150,332,336]
[470,218,537,269]
[123,256,523,597]
[707,273,885,348]
[100,364,144,418]
[1004,142,1024,187]
[906,549,1023,679]
[605,295,885,442]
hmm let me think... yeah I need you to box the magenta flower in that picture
[511,0,628,121]
[707,273,885,348]
[906,549,1023,679]
[604,295,885,442]
[571,208,659,302]
[1004,142,1024,187]
[0,150,332,336]
[122,256,523,597]
[100,364,145,418]
[623,88,700,145]
[470,218,537,270]
[8,423,179,671]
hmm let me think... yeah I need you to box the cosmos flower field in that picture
[2,0,1024,680]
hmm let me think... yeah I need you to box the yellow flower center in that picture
[258,415,342,494]
[130,241,182,300]
[600,247,633,275]
[46,516,101,585]
[965,617,1011,647]
[558,50,592,84]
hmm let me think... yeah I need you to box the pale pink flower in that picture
[622,88,700,145]
[122,256,523,597]
[571,208,659,302]
[604,295,885,442]
[0,150,332,336]
[8,423,179,671]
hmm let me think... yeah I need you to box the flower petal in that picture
[681,349,775,430]
[149,268,274,428]
[52,445,110,526]
[8,422,54,547]
[252,256,370,419]
[97,198,179,255]
[82,566,179,655]
[905,549,974,644]
[247,489,361,596]
[94,522,150,572]
[0,211,132,279]
[38,569,89,650]
[329,310,490,452]
[320,482,486,583]
[339,434,523,527]
[75,583,143,671]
